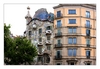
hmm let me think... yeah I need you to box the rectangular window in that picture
[68,38,73,44]
[86,29,90,35]
[86,11,90,18]
[39,48,42,53]
[69,19,76,24]
[73,37,77,44]
[39,38,42,42]
[68,10,76,14]
[68,48,76,56]
[86,39,90,45]
[57,20,61,28]
[47,46,51,50]
[73,49,76,56]
[68,49,73,56]
[29,31,31,35]
[68,37,77,44]
[39,28,42,34]
[47,36,50,40]
[56,51,61,58]
[86,20,90,28]
[86,50,90,58]
[57,11,61,17]
[68,28,76,33]
[58,40,61,44]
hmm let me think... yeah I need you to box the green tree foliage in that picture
[4,24,38,65]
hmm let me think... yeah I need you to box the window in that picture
[39,38,42,42]
[57,20,61,28]
[86,29,90,36]
[86,20,90,28]
[86,39,90,45]
[56,50,61,57]
[39,47,42,53]
[68,48,77,56]
[58,39,61,44]
[29,31,31,35]
[57,11,61,17]
[68,27,76,33]
[68,10,76,14]
[68,37,77,44]
[47,46,51,50]
[47,36,50,40]
[69,19,76,24]
[86,50,90,58]
[86,11,90,18]
[46,26,51,30]
[39,28,42,34]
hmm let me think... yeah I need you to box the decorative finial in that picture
[27,6,30,10]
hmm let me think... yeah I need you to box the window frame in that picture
[68,37,77,44]
[69,19,76,24]
[68,9,76,14]
[86,11,90,18]
[57,20,62,28]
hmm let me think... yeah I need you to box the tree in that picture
[4,23,38,65]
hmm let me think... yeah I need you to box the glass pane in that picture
[86,51,90,56]
[86,11,90,18]
[69,10,76,14]
[58,40,61,44]
[73,38,77,44]
[57,20,61,27]
[86,20,90,27]
[73,49,76,56]
[69,19,76,24]
[68,38,72,44]
[73,28,76,33]
[68,28,73,33]
[68,49,72,56]
[57,11,61,17]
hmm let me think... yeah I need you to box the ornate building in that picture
[24,7,54,65]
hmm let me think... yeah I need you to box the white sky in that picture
[4,4,59,36]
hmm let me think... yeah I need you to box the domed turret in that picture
[25,6,32,24]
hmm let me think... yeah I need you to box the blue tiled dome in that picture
[33,8,54,22]
[33,8,49,20]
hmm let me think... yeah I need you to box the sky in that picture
[4,4,59,36]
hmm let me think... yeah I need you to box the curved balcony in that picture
[32,24,37,29]
[37,42,43,46]
[45,30,52,35]
[45,40,51,45]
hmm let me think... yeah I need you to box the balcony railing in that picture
[45,30,52,35]
[55,25,62,28]
[37,42,43,46]
[87,44,90,47]
[55,55,62,60]
[85,24,92,28]
[86,56,90,59]
[55,14,63,19]
[86,34,90,36]
[55,43,62,48]
[45,40,51,45]
[55,32,62,37]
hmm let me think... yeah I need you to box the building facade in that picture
[24,4,96,65]
[52,4,96,65]
[24,7,54,65]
